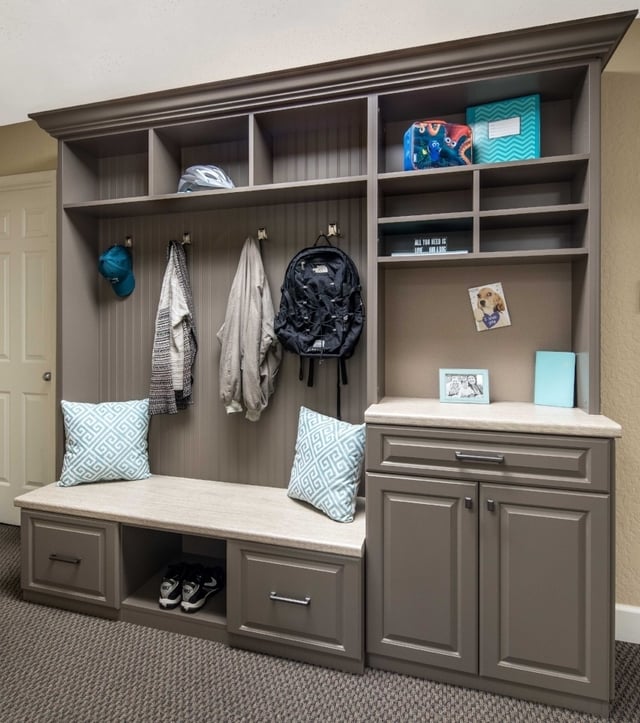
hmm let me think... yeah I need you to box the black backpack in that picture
[275,235,365,417]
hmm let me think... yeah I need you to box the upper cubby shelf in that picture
[377,155,590,259]
[377,63,593,174]
[62,176,367,218]
[60,97,369,213]
[374,57,594,264]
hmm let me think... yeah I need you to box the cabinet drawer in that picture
[367,426,611,492]
[227,541,362,661]
[21,510,119,607]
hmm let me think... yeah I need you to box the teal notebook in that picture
[466,94,540,164]
[534,351,576,408]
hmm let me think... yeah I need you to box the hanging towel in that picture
[149,240,198,414]
[217,236,281,421]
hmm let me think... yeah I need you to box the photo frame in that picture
[439,369,490,404]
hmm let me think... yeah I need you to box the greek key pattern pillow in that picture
[58,399,151,487]
[287,406,365,523]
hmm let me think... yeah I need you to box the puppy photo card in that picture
[468,281,512,332]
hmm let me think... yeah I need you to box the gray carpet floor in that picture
[1,523,639,723]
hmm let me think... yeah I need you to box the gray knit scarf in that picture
[149,240,198,414]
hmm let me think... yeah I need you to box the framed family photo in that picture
[439,369,490,404]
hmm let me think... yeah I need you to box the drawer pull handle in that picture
[269,591,311,606]
[455,451,505,464]
[49,553,81,565]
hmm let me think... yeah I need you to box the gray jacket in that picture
[217,236,281,421]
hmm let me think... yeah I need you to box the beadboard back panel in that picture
[91,198,367,486]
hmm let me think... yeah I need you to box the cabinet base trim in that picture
[229,633,365,675]
[23,590,119,620]
[366,653,611,717]
[121,606,229,644]
[616,604,640,645]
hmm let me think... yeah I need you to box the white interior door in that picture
[0,171,56,525]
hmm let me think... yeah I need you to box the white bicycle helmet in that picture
[178,165,235,192]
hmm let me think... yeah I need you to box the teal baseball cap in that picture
[98,245,135,298]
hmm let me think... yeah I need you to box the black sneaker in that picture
[158,562,190,609]
[181,565,225,613]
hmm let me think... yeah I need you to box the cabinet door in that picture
[366,473,478,672]
[480,484,610,700]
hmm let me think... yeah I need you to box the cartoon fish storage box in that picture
[403,120,473,170]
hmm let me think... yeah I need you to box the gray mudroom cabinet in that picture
[26,9,633,718]
[365,419,618,715]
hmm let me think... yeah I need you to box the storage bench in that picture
[15,475,366,673]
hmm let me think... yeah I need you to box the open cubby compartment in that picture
[151,115,249,195]
[479,157,589,211]
[377,62,594,174]
[378,216,473,258]
[252,98,368,185]
[378,166,474,218]
[380,260,577,402]
[479,207,588,253]
[61,130,150,204]
[120,525,227,633]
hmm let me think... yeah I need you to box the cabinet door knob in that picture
[486,499,496,512]
[464,496,473,509]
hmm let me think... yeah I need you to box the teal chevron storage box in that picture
[466,94,540,164]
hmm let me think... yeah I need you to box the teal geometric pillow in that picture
[287,406,365,523]
[58,399,151,487]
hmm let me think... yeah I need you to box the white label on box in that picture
[488,116,521,139]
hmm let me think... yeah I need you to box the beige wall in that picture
[1,19,639,607]
[0,121,56,176]
[602,20,640,608]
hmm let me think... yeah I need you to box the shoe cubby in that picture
[120,526,227,641]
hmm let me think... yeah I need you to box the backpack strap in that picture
[336,359,342,420]
[340,357,348,385]
[335,357,350,419]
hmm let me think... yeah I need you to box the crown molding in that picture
[30,11,636,140]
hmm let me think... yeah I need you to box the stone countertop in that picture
[365,398,622,438]
[14,475,366,558]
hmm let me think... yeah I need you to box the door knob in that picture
[487,499,496,512]
[42,372,52,381]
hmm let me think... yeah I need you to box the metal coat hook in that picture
[327,223,341,238]
[124,235,133,247]
[182,232,191,245]
[257,227,268,241]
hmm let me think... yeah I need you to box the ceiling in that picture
[0,0,636,127]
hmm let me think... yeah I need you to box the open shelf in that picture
[121,560,227,632]
[63,175,367,217]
